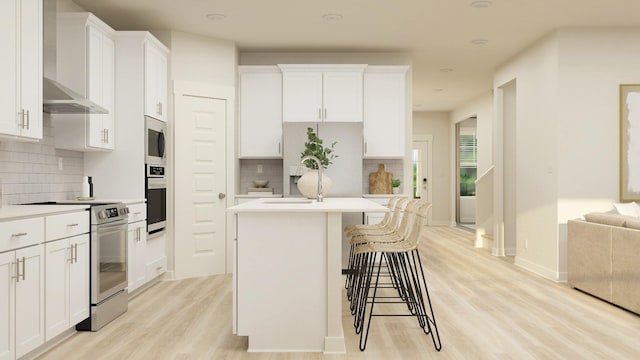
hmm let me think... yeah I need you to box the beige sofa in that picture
[568,213,640,315]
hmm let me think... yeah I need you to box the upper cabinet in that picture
[363,66,409,158]
[54,13,115,151]
[0,0,43,140]
[279,64,366,123]
[144,40,169,122]
[238,66,283,158]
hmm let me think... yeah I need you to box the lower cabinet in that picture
[45,234,90,341]
[127,220,147,292]
[0,245,45,360]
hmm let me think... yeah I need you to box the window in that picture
[459,129,477,196]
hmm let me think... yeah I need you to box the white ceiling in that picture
[71,0,640,111]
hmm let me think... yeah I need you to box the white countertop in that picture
[227,197,389,213]
[235,194,283,198]
[0,205,90,221]
[50,198,146,205]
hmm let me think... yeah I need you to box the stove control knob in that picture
[98,210,107,219]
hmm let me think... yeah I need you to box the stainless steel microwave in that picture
[145,116,166,165]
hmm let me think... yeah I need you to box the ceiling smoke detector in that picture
[206,13,227,21]
[322,13,343,21]
[470,1,492,8]
[471,39,489,45]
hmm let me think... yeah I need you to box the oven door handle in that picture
[95,220,128,230]
[147,179,167,189]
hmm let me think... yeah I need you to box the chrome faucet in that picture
[299,155,324,202]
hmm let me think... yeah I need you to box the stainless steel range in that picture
[76,202,129,331]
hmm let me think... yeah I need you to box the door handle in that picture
[218,193,226,200]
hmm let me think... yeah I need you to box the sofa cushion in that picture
[584,212,627,227]
[613,202,640,217]
[624,218,640,230]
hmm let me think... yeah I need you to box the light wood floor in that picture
[39,226,640,359]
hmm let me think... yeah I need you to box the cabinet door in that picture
[322,71,363,123]
[239,69,283,158]
[45,239,70,341]
[87,26,115,150]
[17,0,42,140]
[0,252,15,360]
[14,245,44,358]
[127,222,147,291]
[0,0,20,137]
[144,42,167,121]
[0,0,42,140]
[282,71,323,122]
[363,71,406,158]
[69,234,90,325]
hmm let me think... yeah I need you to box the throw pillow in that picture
[613,202,640,217]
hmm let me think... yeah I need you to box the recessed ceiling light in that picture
[439,68,454,73]
[206,13,227,21]
[471,39,489,45]
[470,1,492,8]
[322,13,343,21]
[433,89,444,92]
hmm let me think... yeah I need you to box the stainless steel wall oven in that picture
[146,164,167,236]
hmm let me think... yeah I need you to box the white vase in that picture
[392,187,399,194]
[297,170,332,199]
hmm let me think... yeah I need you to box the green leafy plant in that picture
[300,127,338,169]
[392,179,401,188]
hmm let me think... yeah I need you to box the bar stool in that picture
[351,201,441,352]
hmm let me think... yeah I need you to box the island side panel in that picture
[236,212,328,352]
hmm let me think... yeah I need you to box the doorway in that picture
[412,135,432,225]
[456,118,478,227]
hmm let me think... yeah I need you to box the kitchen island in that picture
[227,197,388,353]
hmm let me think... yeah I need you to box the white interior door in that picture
[413,135,433,225]
[174,94,227,279]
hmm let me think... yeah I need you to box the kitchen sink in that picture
[262,199,313,204]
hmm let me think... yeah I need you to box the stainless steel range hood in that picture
[43,77,108,114]
[42,0,108,115]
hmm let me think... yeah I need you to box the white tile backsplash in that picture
[239,159,284,195]
[0,115,85,205]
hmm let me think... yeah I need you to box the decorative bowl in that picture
[253,179,269,188]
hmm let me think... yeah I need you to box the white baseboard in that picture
[514,256,566,283]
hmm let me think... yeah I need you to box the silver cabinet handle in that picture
[106,129,109,144]
[68,246,74,263]
[11,232,27,237]
[21,256,25,281]
[67,223,79,227]
[278,142,281,155]
[137,227,141,242]
[73,243,78,263]
[157,102,163,116]
[318,108,322,120]
[324,108,327,120]
[218,193,226,200]
[26,110,30,130]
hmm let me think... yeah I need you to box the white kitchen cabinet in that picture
[144,39,169,122]
[44,234,89,341]
[279,64,366,123]
[44,210,90,341]
[127,220,147,293]
[126,202,148,293]
[363,66,409,158]
[54,12,115,151]
[0,0,42,141]
[14,245,45,359]
[238,66,283,158]
[146,232,167,282]
[0,251,16,360]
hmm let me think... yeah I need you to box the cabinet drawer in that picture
[127,202,147,222]
[45,211,90,241]
[0,217,44,252]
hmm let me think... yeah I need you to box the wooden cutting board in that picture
[369,164,393,194]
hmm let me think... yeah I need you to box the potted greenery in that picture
[300,127,338,169]
[392,179,401,194]
[297,127,338,199]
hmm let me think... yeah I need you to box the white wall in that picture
[154,31,238,274]
[413,111,451,225]
[556,28,640,276]
[494,33,561,280]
